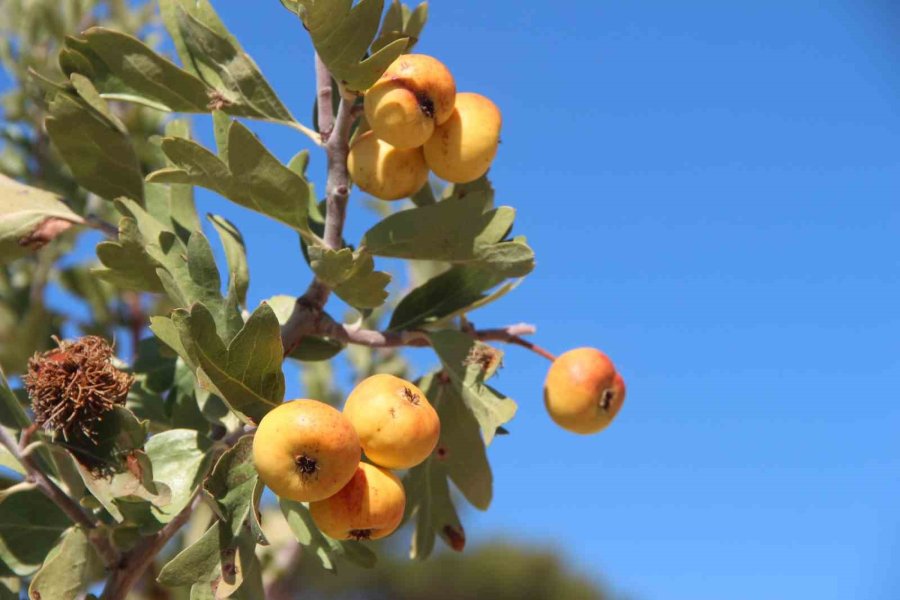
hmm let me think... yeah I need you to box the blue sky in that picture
[7,0,900,598]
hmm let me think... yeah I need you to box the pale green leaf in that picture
[405,453,465,560]
[45,91,145,202]
[145,430,214,523]
[427,330,517,444]
[146,119,202,242]
[63,27,212,112]
[147,120,315,240]
[203,436,266,543]
[208,214,250,308]
[427,374,492,510]
[0,174,84,265]
[172,303,284,425]
[388,265,511,331]
[167,0,293,121]
[28,527,103,600]
[292,0,409,91]
[0,487,70,576]
[362,192,535,277]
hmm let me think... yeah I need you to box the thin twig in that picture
[100,493,201,600]
[315,319,557,362]
[0,426,121,567]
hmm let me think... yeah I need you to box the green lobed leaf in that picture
[427,374,493,510]
[203,436,266,543]
[146,119,202,243]
[290,0,410,91]
[308,246,391,309]
[157,522,264,599]
[165,0,294,121]
[362,191,535,277]
[93,218,166,292]
[44,89,145,202]
[27,527,103,600]
[0,487,71,576]
[388,265,519,331]
[147,119,315,240]
[62,27,211,112]
[279,499,377,572]
[405,453,465,560]
[71,408,171,523]
[98,198,244,340]
[427,330,517,445]
[372,0,428,53]
[0,174,84,265]
[208,214,250,308]
[166,303,285,425]
[145,429,214,523]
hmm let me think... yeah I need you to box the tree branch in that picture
[318,319,557,362]
[0,426,120,567]
[281,54,358,355]
[100,493,201,600]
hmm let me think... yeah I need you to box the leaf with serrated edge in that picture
[28,527,103,600]
[427,330,517,444]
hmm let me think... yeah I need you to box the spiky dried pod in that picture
[23,336,133,441]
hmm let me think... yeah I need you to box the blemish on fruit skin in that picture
[401,386,420,406]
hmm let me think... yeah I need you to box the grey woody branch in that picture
[0,425,120,568]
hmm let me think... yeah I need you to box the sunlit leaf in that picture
[0,174,84,265]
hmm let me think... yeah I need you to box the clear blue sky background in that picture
[8,0,900,598]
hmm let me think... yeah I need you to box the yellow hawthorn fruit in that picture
[252,399,361,502]
[423,92,502,183]
[309,462,406,541]
[348,131,429,201]
[544,348,626,434]
[364,54,457,149]
[343,373,440,469]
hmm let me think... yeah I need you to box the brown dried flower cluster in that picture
[23,336,133,441]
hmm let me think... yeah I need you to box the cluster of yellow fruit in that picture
[252,374,439,541]
[348,54,502,200]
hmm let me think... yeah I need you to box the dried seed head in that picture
[464,343,502,374]
[23,336,132,442]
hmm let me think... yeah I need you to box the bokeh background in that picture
[4,1,899,598]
